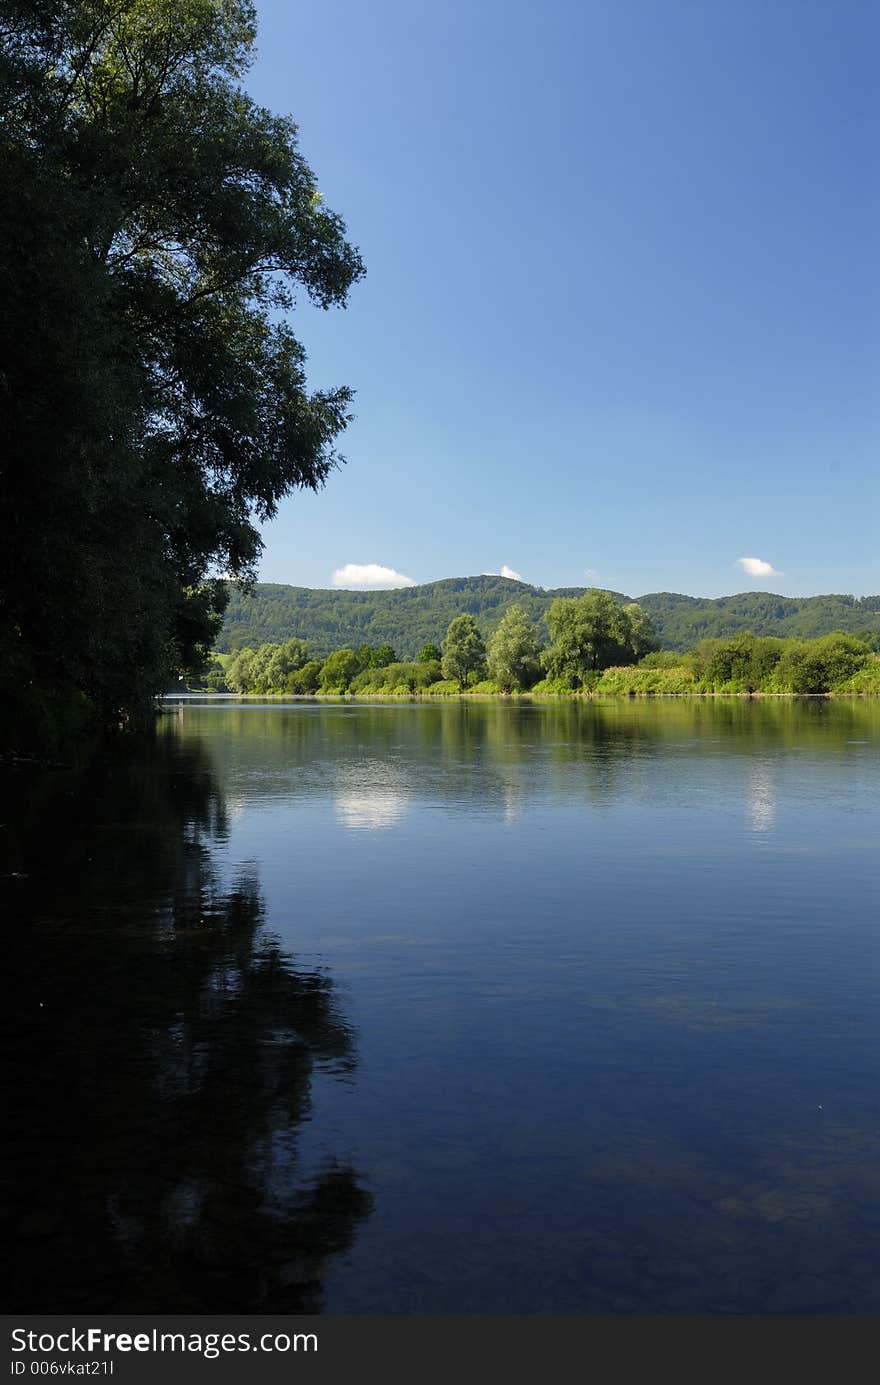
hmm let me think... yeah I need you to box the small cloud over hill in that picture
[736,556,783,579]
[331,563,416,589]
[482,564,523,581]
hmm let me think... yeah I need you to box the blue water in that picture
[4,698,879,1312]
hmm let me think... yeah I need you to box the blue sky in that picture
[246,0,877,597]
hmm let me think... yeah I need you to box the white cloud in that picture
[736,556,783,580]
[482,564,523,581]
[331,562,416,589]
[584,568,600,581]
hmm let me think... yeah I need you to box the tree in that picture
[441,615,486,690]
[288,659,322,694]
[0,0,363,739]
[542,591,655,687]
[248,643,279,693]
[622,603,660,662]
[486,605,541,692]
[203,658,230,693]
[319,649,359,692]
[371,643,396,668]
[225,647,256,693]
[265,638,309,689]
[418,642,442,663]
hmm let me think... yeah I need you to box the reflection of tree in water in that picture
[1,734,371,1312]
[189,703,880,819]
[185,698,880,829]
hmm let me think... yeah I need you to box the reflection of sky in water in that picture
[335,762,525,829]
[335,760,409,830]
[747,760,776,833]
[335,790,409,830]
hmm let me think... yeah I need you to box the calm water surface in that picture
[3,699,879,1312]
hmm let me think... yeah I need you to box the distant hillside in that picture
[215,577,880,657]
[641,591,880,649]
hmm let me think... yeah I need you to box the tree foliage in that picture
[441,615,487,690]
[486,604,541,692]
[355,642,397,669]
[772,633,870,694]
[288,659,322,694]
[541,591,658,687]
[688,633,788,692]
[0,0,363,736]
[198,626,875,698]
[318,648,359,692]
[350,660,442,694]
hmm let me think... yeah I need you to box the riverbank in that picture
[171,686,880,702]
[207,631,880,700]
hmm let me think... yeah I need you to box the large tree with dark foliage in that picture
[0,0,363,739]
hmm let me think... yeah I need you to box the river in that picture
[4,698,879,1312]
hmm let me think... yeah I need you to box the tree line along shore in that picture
[191,592,880,699]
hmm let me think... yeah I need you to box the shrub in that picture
[836,656,880,693]
[350,660,442,694]
[773,633,870,693]
[688,633,786,692]
[596,666,697,694]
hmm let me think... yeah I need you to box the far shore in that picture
[165,689,879,703]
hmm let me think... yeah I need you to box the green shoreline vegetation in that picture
[190,594,880,700]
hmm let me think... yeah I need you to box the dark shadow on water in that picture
[0,732,372,1312]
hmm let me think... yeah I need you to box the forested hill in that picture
[215,578,880,657]
[641,590,880,649]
